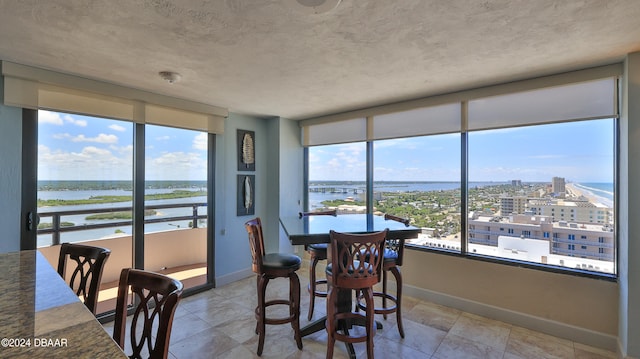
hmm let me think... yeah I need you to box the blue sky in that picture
[38,110,207,181]
[310,119,614,183]
[37,110,614,183]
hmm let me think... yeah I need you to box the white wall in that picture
[0,75,22,253]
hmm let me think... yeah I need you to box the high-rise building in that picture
[552,177,566,194]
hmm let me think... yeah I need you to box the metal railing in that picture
[38,202,207,245]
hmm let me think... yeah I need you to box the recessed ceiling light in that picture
[159,71,181,84]
[292,0,341,14]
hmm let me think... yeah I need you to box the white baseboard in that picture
[403,283,618,353]
[215,267,253,287]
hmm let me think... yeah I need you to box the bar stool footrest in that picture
[256,299,297,325]
[333,312,377,343]
[357,292,398,315]
[309,279,328,297]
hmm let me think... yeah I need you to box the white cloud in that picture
[192,133,208,151]
[39,111,88,127]
[38,145,132,180]
[38,110,64,125]
[146,151,207,180]
[52,133,119,144]
[110,144,133,156]
[64,114,87,127]
[71,133,118,143]
[109,124,127,132]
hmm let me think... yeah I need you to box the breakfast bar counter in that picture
[0,250,126,358]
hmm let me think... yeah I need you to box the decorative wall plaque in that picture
[237,174,255,216]
[237,129,255,171]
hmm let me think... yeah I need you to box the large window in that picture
[308,142,366,214]
[144,125,209,290]
[373,135,461,251]
[304,72,618,277]
[37,111,134,313]
[467,120,615,274]
[35,111,215,315]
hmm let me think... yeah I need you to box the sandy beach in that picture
[565,183,613,208]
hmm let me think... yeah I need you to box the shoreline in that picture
[565,183,613,208]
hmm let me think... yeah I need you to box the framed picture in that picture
[237,129,255,171]
[237,174,255,216]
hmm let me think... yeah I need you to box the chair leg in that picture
[390,266,404,338]
[326,287,337,359]
[255,276,260,335]
[381,269,388,320]
[290,272,303,350]
[308,254,319,321]
[256,275,268,356]
[364,287,375,359]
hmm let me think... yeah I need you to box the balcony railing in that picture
[37,202,209,314]
[37,202,207,245]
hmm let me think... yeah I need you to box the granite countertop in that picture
[0,250,126,358]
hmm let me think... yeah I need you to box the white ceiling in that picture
[0,0,639,120]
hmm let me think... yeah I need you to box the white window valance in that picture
[300,63,621,146]
[1,61,227,133]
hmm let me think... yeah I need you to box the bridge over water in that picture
[308,187,363,195]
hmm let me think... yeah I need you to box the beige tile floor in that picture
[103,265,617,359]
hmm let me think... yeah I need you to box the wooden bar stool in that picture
[326,228,388,359]
[113,268,183,359]
[357,214,408,338]
[245,217,303,356]
[299,209,337,321]
[57,242,111,315]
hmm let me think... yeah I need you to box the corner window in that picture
[304,75,617,278]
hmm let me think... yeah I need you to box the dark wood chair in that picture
[299,209,337,321]
[245,217,303,356]
[113,268,183,359]
[57,242,111,315]
[358,214,408,338]
[326,228,388,359]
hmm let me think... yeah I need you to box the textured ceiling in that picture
[0,0,639,120]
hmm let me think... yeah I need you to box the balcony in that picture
[36,203,208,314]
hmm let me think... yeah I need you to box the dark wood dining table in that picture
[279,213,420,358]
[0,250,127,358]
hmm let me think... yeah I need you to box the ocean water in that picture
[574,182,614,202]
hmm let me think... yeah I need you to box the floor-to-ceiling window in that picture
[36,110,134,313]
[33,111,215,315]
[143,124,209,289]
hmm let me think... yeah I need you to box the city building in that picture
[528,199,612,224]
[499,196,528,215]
[468,213,614,263]
[552,176,566,195]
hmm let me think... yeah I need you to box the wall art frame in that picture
[237,174,255,216]
[237,129,255,171]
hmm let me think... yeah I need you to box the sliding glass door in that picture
[28,110,214,316]
[143,124,209,290]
